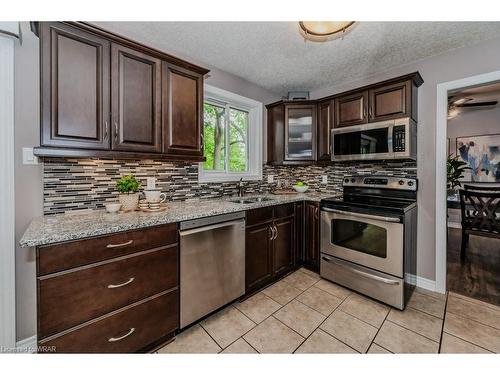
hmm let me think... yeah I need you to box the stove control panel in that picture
[342,175,417,191]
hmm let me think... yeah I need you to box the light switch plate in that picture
[267,175,274,183]
[322,175,328,184]
[22,147,38,165]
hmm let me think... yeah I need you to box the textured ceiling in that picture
[94,21,500,95]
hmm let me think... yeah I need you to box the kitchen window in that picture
[199,85,263,182]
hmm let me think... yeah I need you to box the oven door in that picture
[320,207,404,277]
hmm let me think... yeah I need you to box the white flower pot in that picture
[119,193,139,211]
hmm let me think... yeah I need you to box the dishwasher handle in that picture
[179,219,245,236]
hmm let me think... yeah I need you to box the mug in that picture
[143,189,166,203]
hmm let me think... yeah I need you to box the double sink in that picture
[229,196,275,204]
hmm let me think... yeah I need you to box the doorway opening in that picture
[436,73,500,305]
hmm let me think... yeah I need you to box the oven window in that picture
[334,128,389,156]
[332,219,387,258]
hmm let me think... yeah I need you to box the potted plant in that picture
[116,175,141,211]
[447,155,470,197]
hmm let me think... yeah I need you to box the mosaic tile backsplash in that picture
[42,158,417,215]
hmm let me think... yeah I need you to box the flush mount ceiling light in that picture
[299,21,357,42]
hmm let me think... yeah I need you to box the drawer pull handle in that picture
[106,240,134,248]
[108,327,135,342]
[107,277,135,289]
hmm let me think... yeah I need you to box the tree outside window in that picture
[203,102,248,173]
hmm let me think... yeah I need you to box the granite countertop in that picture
[20,192,339,248]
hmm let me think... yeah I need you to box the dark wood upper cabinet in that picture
[334,91,368,128]
[111,44,162,153]
[317,100,334,161]
[40,22,110,150]
[266,101,316,165]
[368,80,414,122]
[304,201,320,272]
[162,62,204,157]
[35,21,209,160]
[284,104,316,161]
[266,103,284,165]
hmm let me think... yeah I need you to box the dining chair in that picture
[459,189,500,260]
[464,184,500,192]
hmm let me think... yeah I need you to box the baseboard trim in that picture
[405,273,436,292]
[15,335,36,353]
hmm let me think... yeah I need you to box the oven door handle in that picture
[321,207,401,223]
[321,256,400,285]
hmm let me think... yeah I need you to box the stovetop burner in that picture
[321,175,418,216]
[321,195,415,214]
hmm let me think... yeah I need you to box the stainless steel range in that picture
[320,175,417,309]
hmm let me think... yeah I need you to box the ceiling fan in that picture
[448,96,498,119]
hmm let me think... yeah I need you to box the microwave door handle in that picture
[330,129,334,158]
[321,256,400,285]
[321,207,400,223]
[388,124,394,154]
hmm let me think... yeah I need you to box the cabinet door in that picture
[266,104,285,164]
[40,22,110,150]
[334,91,368,128]
[111,44,162,153]
[162,62,203,156]
[317,100,333,160]
[245,223,274,293]
[304,202,320,271]
[273,216,295,276]
[368,80,411,122]
[284,104,316,161]
[295,202,304,265]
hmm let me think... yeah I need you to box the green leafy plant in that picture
[295,181,305,186]
[447,155,470,190]
[116,175,140,194]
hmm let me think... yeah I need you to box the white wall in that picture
[14,22,43,342]
[312,35,500,281]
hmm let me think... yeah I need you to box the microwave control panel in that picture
[393,125,406,152]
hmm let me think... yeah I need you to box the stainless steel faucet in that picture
[238,178,245,197]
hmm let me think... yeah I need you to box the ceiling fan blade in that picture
[456,101,498,107]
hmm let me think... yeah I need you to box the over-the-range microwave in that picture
[331,117,416,161]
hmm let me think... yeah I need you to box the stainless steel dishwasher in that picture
[179,212,245,328]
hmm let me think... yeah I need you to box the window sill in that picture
[198,172,262,183]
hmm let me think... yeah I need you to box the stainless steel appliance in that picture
[320,176,417,309]
[331,117,416,161]
[179,212,245,328]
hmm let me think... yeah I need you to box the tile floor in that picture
[157,268,500,354]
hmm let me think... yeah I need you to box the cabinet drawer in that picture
[39,290,178,353]
[246,206,274,226]
[37,224,178,275]
[38,245,178,339]
[274,203,295,219]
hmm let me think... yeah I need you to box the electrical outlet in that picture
[22,147,38,165]
[267,175,274,183]
[322,175,328,184]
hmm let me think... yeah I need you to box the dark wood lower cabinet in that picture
[245,204,296,294]
[39,290,178,353]
[273,216,294,277]
[35,225,179,353]
[304,201,320,271]
[245,221,274,293]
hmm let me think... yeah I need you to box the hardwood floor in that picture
[447,227,500,306]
